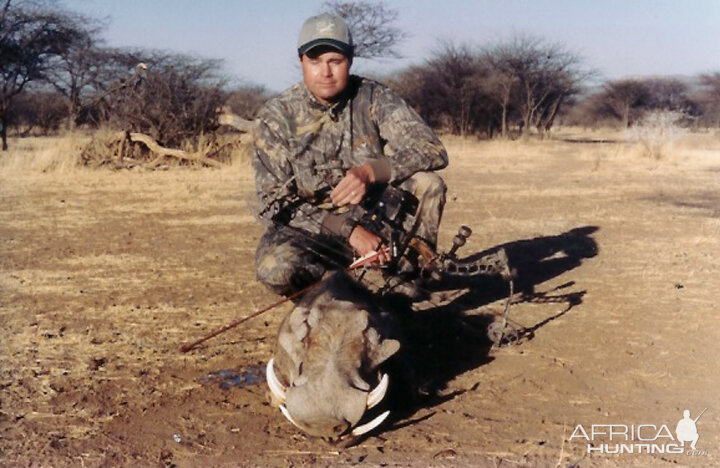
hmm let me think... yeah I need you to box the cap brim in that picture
[298,39,353,56]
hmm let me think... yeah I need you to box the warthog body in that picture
[266,272,400,440]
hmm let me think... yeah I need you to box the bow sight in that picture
[357,184,417,269]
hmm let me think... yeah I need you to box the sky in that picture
[63,0,720,92]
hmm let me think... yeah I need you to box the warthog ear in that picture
[363,324,400,369]
[367,338,400,368]
[276,306,311,383]
[287,306,311,342]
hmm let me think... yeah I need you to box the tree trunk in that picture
[538,96,564,138]
[66,99,78,131]
[1,113,8,151]
[621,103,630,130]
[500,102,508,139]
[537,125,546,140]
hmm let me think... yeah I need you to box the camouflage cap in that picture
[298,14,354,57]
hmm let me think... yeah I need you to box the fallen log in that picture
[218,107,257,133]
[127,132,225,168]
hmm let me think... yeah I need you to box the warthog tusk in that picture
[266,358,287,403]
[279,404,304,431]
[351,410,390,437]
[366,373,389,409]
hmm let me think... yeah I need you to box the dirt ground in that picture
[1,131,719,467]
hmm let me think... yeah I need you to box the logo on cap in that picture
[317,20,336,34]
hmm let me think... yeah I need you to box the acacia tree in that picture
[426,42,495,136]
[485,36,586,138]
[224,84,270,119]
[531,59,585,136]
[643,78,694,112]
[697,72,720,127]
[0,0,84,149]
[99,51,225,147]
[390,36,586,139]
[483,46,518,138]
[42,17,107,130]
[321,0,408,58]
[597,79,651,129]
[389,41,499,137]
[6,88,65,135]
[387,64,438,127]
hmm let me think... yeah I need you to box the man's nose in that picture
[320,61,332,77]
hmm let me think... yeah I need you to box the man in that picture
[675,409,700,450]
[253,13,447,300]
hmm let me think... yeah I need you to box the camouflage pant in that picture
[255,172,447,296]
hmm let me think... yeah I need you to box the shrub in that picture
[626,110,688,159]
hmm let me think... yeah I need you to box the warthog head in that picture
[266,272,400,442]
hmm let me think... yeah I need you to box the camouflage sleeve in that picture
[253,112,331,235]
[373,84,448,183]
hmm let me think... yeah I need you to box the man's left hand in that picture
[331,164,375,206]
[348,225,389,264]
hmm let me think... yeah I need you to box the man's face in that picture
[300,48,351,105]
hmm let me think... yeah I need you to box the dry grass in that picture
[2,130,720,466]
[0,134,89,173]
[3,127,715,177]
[0,131,254,176]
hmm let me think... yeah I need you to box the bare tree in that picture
[6,88,65,135]
[558,91,611,129]
[386,64,438,127]
[0,0,84,149]
[643,78,692,111]
[390,41,499,137]
[42,15,106,129]
[390,36,587,139]
[597,79,651,129]
[321,0,408,58]
[483,44,519,138]
[484,36,586,138]
[426,41,493,136]
[697,72,720,127]
[531,59,585,137]
[224,84,270,119]
[98,51,225,147]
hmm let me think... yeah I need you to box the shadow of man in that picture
[380,225,599,433]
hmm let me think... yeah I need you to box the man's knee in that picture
[405,172,447,200]
[255,241,325,296]
[256,252,295,295]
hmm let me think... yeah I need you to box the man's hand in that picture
[348,225,389,264]
[331,164,375,206]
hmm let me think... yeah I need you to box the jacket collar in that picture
[300,77,361,119]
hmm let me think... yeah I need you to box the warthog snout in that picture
[266,272,399,441]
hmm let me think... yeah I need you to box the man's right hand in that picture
[348,225,389,264]
[330,164,375,207]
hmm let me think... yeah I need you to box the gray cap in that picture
[297,14,354,57]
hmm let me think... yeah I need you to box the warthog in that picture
[266,271,400,442]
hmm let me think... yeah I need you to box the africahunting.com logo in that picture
[569,408,708,456]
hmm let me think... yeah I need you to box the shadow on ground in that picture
[553,137,623,144]
[379,225,599,435]
[644,191,720,218]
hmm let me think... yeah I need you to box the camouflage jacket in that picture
[253,75,448,237]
